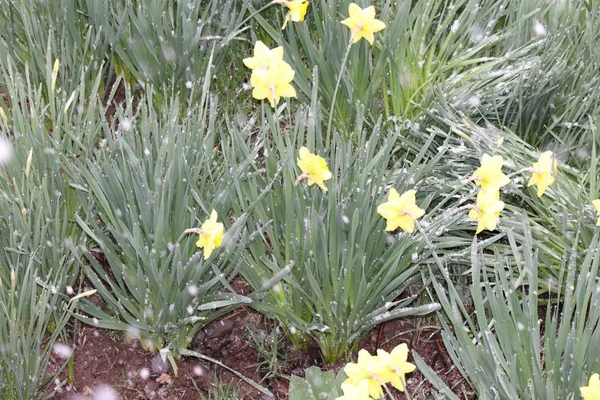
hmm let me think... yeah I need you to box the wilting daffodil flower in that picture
[377,189,425,233]
[335,380,371,400]
[468,189,505,234]
[581,373,600,400]
[341,3,386,45]
[471,154,510,191]
[295,146,332,191]
[273,0,309,30]
[185,210,224,260]
[593,199,600,227]
[376,344,416,392]
[250,60,297,107]
[528,151,557,197]
[242,41,284,71]
[343,349,392,399]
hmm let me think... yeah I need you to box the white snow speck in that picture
[0,138,13,165]
[187,284,198,296]
[92,384,119,400]
[139,368,150,380]
[52,343,73,359]
[533,20,546,36]
[120,119,132,132]
[451,20,460,33]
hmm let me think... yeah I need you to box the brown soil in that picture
[36,74,472,400]
[42,304,472,399]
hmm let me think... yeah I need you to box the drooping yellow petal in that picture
[593,199,600,227]
[377,344,416,392]
[581,373,600,400]
[527,151,556,197]
[335,379,370,400]
[283,0,309,22]
[243,41,284,71]
[343,349,389,399]
[469,189,505,234]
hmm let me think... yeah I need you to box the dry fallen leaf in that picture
[156,373,172,385]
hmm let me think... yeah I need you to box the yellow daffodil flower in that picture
[527,150,557,197]
[190,210,225,259]
[243,41,284,71]
[296,146,332,191]
[377,344,416,392]
[341,3,386,45]
[250,60,297,107]
[274,0,309,30]
[581,373,600,400]
[335,380,371,400]
[344,349,392,399]
[468,189,505,234]
[377,189,425,233]
[471,154,510,191]
[593,199,600,227]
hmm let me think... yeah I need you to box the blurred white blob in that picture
[469,25,485,43]
[451,20,460,33]
[0,138,13,165]
[193,365,205,376]
[66,286,75,295]
[533,20,547,36]
[52,343,73,359]
[125,326,140,340]
[185,81,193,89]
[468,95,481,107]
[92,384,119,400]
[139,368,150,380]
[120,119,132,132]
[187,284,199,296]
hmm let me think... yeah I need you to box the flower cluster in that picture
[468,151,559,234]
[337,344,416,400]
[243,41,297,107]
[244,2,386,107]
[468,154,508,234]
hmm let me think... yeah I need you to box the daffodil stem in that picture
[383,385,395,399]
[325,36,354,147]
